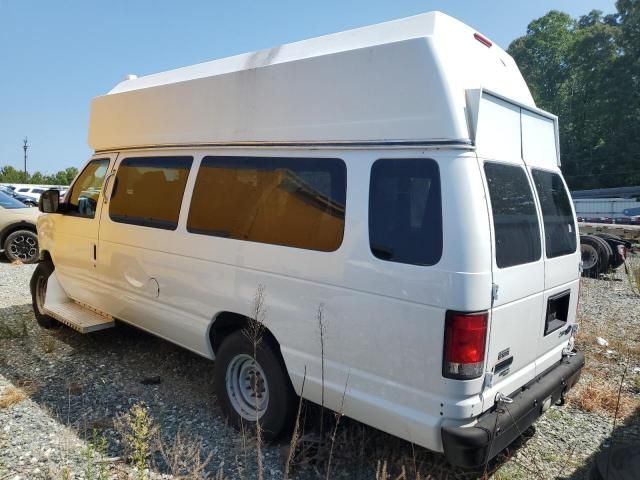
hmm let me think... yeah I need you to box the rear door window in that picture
[109,157,192,230]
[484,162,541,268]
[531,170,577,258]
[369,158,442,266]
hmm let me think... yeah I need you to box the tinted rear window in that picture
[532,170,577,258]
[369,158,442,266]
[484,162,541,268]
[187,156,346,252]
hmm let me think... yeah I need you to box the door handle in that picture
[102,171,116,203]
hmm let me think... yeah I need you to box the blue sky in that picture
[0,0,616,174]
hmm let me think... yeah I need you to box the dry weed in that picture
[0,385,28,408]
[0,379,36,409]
[569,378,636,418]
[157,427,213,479]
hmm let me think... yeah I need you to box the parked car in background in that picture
[14,186,47,201]
[0,186,38,207]
[0,191,40,263]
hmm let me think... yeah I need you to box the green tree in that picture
[508,0,640,190]
[0,165,28,183]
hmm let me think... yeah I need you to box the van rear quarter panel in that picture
[95,148,492,451]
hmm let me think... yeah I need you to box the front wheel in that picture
[214,330,296,440]
[30,261,59,329]
[4,229,39,264]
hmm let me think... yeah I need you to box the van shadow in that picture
[562,405,640,480]
[0,303,522,479]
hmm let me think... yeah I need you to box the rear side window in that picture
[532,170,577,258]
[369,159,442,266]
[187,156,346,252]
[484,162,541,268]
[109,157,192,230]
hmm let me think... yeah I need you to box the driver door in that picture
[52,154,116,311]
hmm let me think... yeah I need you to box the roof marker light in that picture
[474,33,492,48]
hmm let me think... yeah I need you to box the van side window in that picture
[65,158,110,219]
[369,159,442,266]
[484,162,541,268]
[531,170,577,258]
[187,156,346,252]
[109,157,192,230]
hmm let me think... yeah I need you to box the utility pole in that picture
[22,137,29,176]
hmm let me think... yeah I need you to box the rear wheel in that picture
[214,330,296,440]
[580,235,609,277]
[30,261,59,329]
[4,229,39,264]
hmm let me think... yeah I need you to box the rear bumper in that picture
[441,351,585,468]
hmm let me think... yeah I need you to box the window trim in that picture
[368,157,443,267]
[186,155,347,252]
[64,157,111,219]
[483,160,543,269]
[108,156,193,231]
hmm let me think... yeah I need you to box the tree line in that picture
[0,165,78,186]
[508,0,640,190]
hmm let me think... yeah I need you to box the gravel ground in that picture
[0,255,638,480]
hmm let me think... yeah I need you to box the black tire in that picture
[4,229,39,264]
[30,261,59,329]
[591,235,613,270]
[580,235,609,277]
[214,330,296,440]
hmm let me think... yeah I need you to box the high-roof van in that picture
[33,12,584,467]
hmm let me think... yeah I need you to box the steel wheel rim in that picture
[35,274,47,315]
[8,234,38,262]
[581,244,598,270]
[225,353,269,421]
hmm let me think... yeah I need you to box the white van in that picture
[32,12,584,467]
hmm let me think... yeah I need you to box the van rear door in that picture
[470,91,580,404]
[521,111,581,374]
[474,94,546,391]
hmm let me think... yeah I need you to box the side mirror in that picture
[39,189,60,213]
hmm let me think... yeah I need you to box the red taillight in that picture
[443,311,488,380]
[474,32,493,48]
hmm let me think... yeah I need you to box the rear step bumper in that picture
[441,351,585,468]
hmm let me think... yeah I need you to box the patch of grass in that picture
[83,429,109,480]
[494,462,531,480]
[0,318,28,339]
[569,378,636,418]
[39,333,57,354]
[0,384,30,408]
[115,402,155,480]
[544,407,562,421]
